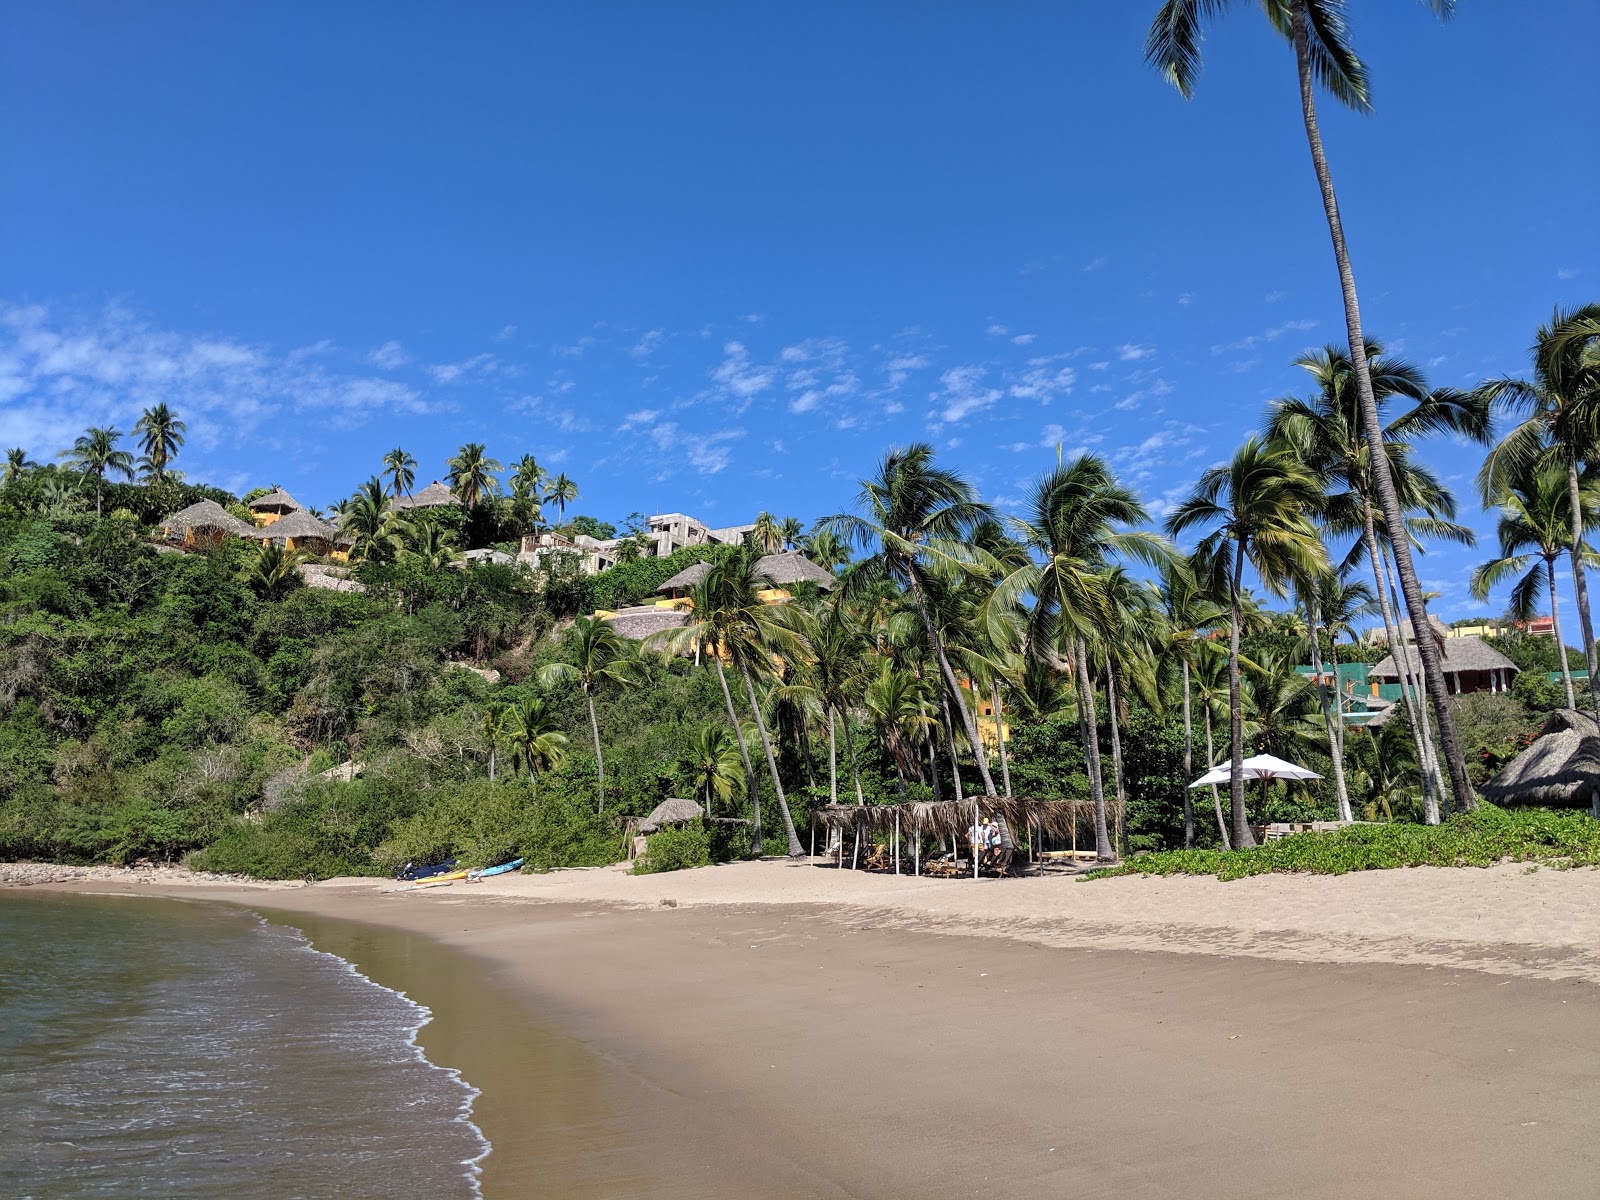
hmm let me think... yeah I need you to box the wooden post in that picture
[894,809,901,875]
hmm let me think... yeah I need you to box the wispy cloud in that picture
[1011,333,1036,346]
[711,341,777,408]
[631,329,667,358]
[1210,318,1317,355]
[1082,256,1108,272]
[1558,267,1580,280]
[1119,343,1154,361]
[368,340,410,369]
[1265,290,1287,303]
[986,323,1009,337]
[929,365,1002,425]
[427,352,498,384]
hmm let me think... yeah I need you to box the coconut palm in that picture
[1166,438,1327,849]
[240,541,301,601]
[546,473,578,523]
[1146,0,1476,814]
[59,426,135,516]
[1154,557,1229,847]
[863,661,935,802]
[482,704,509,785]
[1478,305,1600,721]
[446,443,503,510]
[822,443,1000,797]
[400,519,462,572]
[676,725,745,816]
[779,516,805,551]
[537,616,639,811]
[1470,462,1600,709]
[1295,572,1377,822]
[802,600,870,804]
[133,404,186,482]
[3,448,38,485]
[504,696,568,801]
[341,477,403,562]
[994,454,1173,861]
[382,447,417,499]
[751,512,783,554]
[802,527,851,572]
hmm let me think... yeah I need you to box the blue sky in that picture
[2,2,1596,620]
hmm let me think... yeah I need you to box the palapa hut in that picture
[258,508,341,556]
[625,797,704,860]
[754,550,835,597]
[247,487,303,527]
[811,796,1097,874]
[159,499,256,549]
[1369,633,1518,697]
[391,480,461,512]
[656,560,713,599]
[1480,709,1600,814]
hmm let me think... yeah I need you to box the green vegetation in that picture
[1085,804,1600,882]
[631,820,713,874]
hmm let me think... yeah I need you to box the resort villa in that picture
[518,510,760,577]
[601,549,836,641]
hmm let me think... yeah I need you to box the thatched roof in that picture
[1368,612,1450,646]
[392,481,460,510]
[638,798,703,833]
[1370,634,1516,681]
[249,487,302,512]
[811,796,1093,841]
[605,606,690,641]
[260,508,339,542]
[1479,709,1600,807]
[160,499,255,538]
[757,551,835,590]
[657,561,713,593]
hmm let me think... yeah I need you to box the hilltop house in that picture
[518,510,761,578]
[601,550,835,642]
[247,488,303,527]
[1368,615,1519,696]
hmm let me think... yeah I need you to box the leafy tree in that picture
[675,725,744,815]
[447,443,503,510]
[59,427,136,516]
[538,616,638,811]
[133,404,187,482]
[3,447,40,485]
[241,542,302,602]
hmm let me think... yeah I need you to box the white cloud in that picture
[929,365,1002,425]
[711,341,777,406]
[619,409,660,430]
[427,352,497,384]
[367,340,410,369]
[495,324,518,341]
[1210,319,1317,355]
[1177,293,1193,306]
[1008,364,1076,404]
[986,323,1009,337]
[1089,360,1110,371]
[1558,267,1580,280]
[554,336,597,357]
[631,329,667,358]
[1011,333,1037,346]
[1082,256,1108,272]
[1265,290,1287,303]
[1119,344,1154,361]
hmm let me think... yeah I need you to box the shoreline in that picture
[20,859,1600,1196]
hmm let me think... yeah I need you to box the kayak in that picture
[397,858,459,882]
[405,879,456,891]
[468,858,524,881]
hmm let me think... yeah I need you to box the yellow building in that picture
[247,487,303,528]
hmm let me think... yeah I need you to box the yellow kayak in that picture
[407,870,469,889]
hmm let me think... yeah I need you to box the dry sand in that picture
[19,858,1600,1197]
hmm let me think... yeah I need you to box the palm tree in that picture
[546,473,578,523]
[60,426,136,516]
[507,455,547,533]
[537,617,638,811]
[749,512,782,554]
[1146,0,1477,814]
[446,443,503,510]
[779,516,805,551]
[504,696,568,801]
[995,454,1173,861]
[863,661,935,802]
[3,448,38,485]
[802,527,851,572]
[1166,438,1327,849]
[1296,573,1377,822]
[1154,557,1228,847]
[1478,305,1600,722]
[134,404,186,481]
[1471,462,1600,710]
[382,448,417,499]
[240,542,301,601]
[676,725,745,815]
[341,477,403,562]
[822,444,1001,797]
[482,704,509,785]
[803,600,870,805]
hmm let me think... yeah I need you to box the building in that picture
[247,488,303,528]
[520,510,761,578]
[644,512,756,558]
[1480,708,1600,813]
[257,508,346,558]
[159,499,257,548]
[518,531,621,575]
[391,481,461,512]
[601,551,836,643]
[1369,633,1519,696]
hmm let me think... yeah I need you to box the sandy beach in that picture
[18,859,1600,1197]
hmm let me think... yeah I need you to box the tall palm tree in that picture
[546,473,578,523]
[1154,557,1228,847]
[3,448,39,485]
[1471,462,1600,710]
[1478,305,1600,722]
[382,448,417,499]
[504,695,568,801]
[803,600,870,805]
[400,519,462,572]
[59,426,135,516]
[751,512,783,554]
[482,704,509,785]
[802,527,851,572]
[341,477,402,562]
[1146,0,1477,813]
[537,616,638,811]
[995,454,1173,861]
[1166,438,1327,849]
[863,661,935,802]
[134,404,186,481]
[446,443,503,510]
[822,444,1000,797]
[676,725,746,816]
[779,516,805,551]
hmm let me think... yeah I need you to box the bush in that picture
[1084,803,1600,882]
[632,819,712,874]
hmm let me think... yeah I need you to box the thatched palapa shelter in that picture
[258,508,341,555]
[1369,634,1517,698]
[657,560,713,597]
[755,551,835,591]
[392,481,461,511]
[159,499,256,547]
[812,796,1089,844]
[1480,709,1600,813]
[638,797,704,833]
[247,488,303,526]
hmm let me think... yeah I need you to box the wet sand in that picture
[33,863,1600,1198]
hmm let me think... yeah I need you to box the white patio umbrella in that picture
[1188,753,1322,820]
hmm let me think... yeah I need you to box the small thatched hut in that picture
[638,797,704,833]
[1479,709,1600,813]
[756,551,835,591]
[1370,634,1517,697]
[159,499,256,547]
[657,560,713,597]
[258,508,341,556]
[248,488,303,527]
[391,481,461,511]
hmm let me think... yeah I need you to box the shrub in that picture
[632,819,712,874]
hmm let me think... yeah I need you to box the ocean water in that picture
[0,892,487,1200]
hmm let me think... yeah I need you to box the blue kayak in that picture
[468,858,524,880]
[397,858,458,882]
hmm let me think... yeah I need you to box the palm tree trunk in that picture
[1204,702,1231,850]
[991,679,1012,799]
[841,709,866,803]
[1182,659,1195,849]
[926,732,943,803]
[1227,540,1255,849]
[740,663,803,857]
[489,745,497,786]
[1290,0,1474,813]
[1104,653,1128,858]
[1548,556,1577,709]
[1380,543,1447,820]
[906,569,998,795]
[585,690,605,813]
[715,658,762,852]
[1360,502,1442,821]
[1074,638,1115,862]
[1564,461,1600,723]
[938,692,964,801]
[828,707,839,805]
[1306,586,1353,822]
